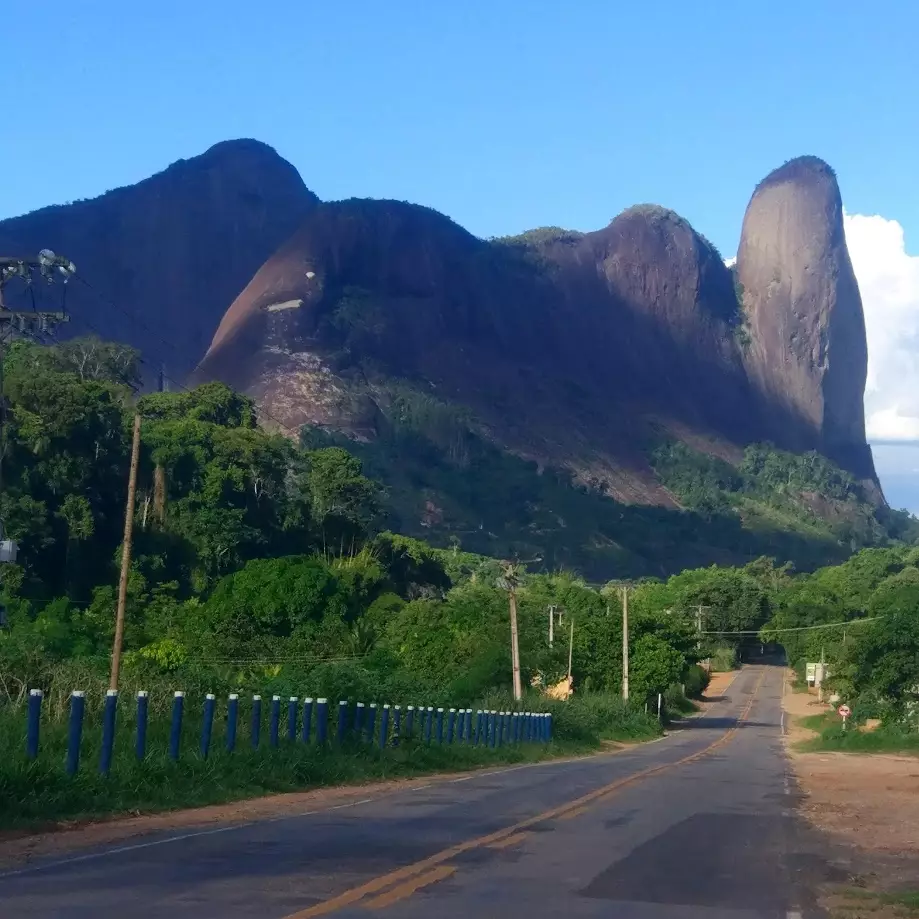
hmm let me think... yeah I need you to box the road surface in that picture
[0,664,807,918]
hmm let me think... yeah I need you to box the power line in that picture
[703,615,884,636]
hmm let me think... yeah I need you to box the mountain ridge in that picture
[0,143,890,571]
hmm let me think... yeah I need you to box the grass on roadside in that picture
[0,691,662,830]
[796,713,919,755]
[827,887,919,918]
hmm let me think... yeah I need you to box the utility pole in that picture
[567,617,575,680]
[548,604,556,647]
[110,412,142,691]
[696,604,712,672]
[621,585,630,701]
[498,562,524,702]
[0,252,75,610]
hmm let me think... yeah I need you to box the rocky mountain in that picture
[2,143,895,573]
[194,157,879,507]
[0,139,317,380]
[735,157,876,490]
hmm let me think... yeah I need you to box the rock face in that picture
[195,198,799,505]
[2,141,879,507]
[0,139,317,379]
[736,156,875,481]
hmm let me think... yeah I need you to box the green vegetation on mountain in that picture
[301,385,915,580]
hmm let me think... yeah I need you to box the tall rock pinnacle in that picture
[736,156,874,479]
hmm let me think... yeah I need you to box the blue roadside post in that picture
[269,695,281,748]
[511,712,520,743]
[547,712,553,742]
[336,701,348,743]
[201,693,216,759]
[169,691,185,761]
[302,697,313,744]
[392,705,402,746]
[25,689,43,760]
[435,708,445,744]
[474,710,484,745]
[446,708,456,744]
[525,712,533,743]
[316,698,329,744]
[404,705,415,739]
[287,697,298,742]
[488,711,497,748]
[251,695,262,748]
[136,690,149,759]
[226,693,239,752]
[379,704,390,749]
[354,702,365,737]
[367,703,377,742]
[99,689,118,775]
[424,707,433,744]
[464,709,472,742]
[66,690,86,776]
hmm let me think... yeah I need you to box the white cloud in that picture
[844,210,919,442]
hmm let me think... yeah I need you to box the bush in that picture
[710,645,738,672]
[683,664,710,699]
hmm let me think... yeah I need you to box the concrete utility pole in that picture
[498,562,524,702]
[110,412,142,691]
[567,617,575,681]
[0,252,75,613]
[621,585,630,701]
[548,604,556,647]
[696,604,712,672]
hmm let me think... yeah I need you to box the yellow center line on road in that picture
[486,831,530,850]
[361,865,457,909]
[284,667,769,918]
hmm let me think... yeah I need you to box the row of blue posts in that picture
[21,688,553,776]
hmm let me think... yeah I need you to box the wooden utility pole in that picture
[509,586,522,701]
[110,412,142,691]
[621,586,630,701]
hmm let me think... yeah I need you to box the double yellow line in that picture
[287,668,767,917]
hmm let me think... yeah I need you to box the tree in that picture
[306,448,379,542]
[629,634,685,700]
[851,568,919,702]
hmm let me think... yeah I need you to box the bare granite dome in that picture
[736,156,874,480]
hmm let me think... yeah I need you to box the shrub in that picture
[683,664,710,699]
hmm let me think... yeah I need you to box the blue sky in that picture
[4,1,916,253]
[5,1,919,507]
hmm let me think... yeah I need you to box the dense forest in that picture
[0,338,916,731]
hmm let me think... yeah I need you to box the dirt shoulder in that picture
[782,672,919,915]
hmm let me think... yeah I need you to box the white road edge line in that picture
[0,703,736,879]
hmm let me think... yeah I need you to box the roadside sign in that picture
[806,663,817,683]
[838,704,851,729]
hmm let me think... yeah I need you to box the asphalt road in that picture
[0,664,806,918]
